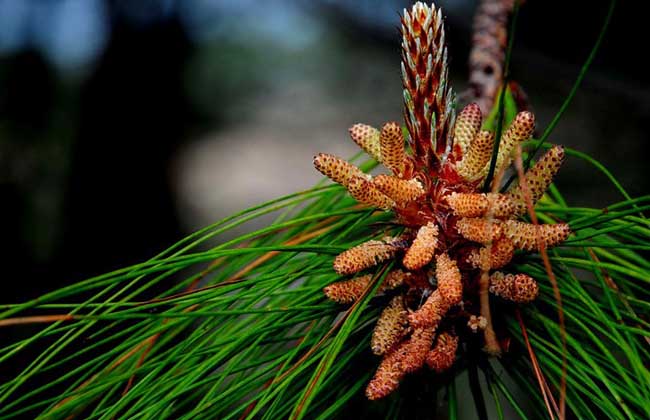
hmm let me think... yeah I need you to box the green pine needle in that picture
[1,0,645,418]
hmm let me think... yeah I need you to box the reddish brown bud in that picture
[453,103,483,158]
[508,145,565,214]
[457,130,494,181]
[456,218,504,244]
[347,176,396,210]
[489,272,539,303]
[403,222,438,270]
[474,111,535,179]
[313,153,368,187]
[372,295,410,355]
[425,332,458,373]
[468,236,515,270]
[446,192,515,218]
[380,122,406,176]
[398,325,437,373]
[504,221,570,251]
[366,323,437,400]
[323,274,372,304]
[365,349,404,400]
[400,1,454,160]
[409,290,445,329]
[349,123,382,162]
[435,253,463,306]
[373,175,425,205]
[333,238,402,275]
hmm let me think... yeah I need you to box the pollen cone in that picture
[333,238,402,275]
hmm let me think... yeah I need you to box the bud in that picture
[373,175,425,205]
[508,145,565,214]
[403,222,439,270]
[347,176,396,210]
[400,2,455,160]
[372,296,410,355]
[333,238,402,275]
[349,123,382,162]
[453,103,483,158]
[409,290,445,329]
[467,236,515,270]
[313,153,368,187]
[380,122,406,176]
[435,253,463,306]
[425,332,458,373]
[365,349,404,400]
[504,221,570,251]
[398,325,437,373]
[323,275,372,304]
[474,111,535,179]
[456,217,504,244]
[489,272,539,303]
[456,130,494,181]
[446,192,515,218]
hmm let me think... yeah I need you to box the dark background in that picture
[0,0,647,304]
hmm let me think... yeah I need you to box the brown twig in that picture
[0,314,75,328]
[513,143,566,419]
[479,270,500,355]
[121,333,160,396]
[479,167,508,355]
[516,309,561,419]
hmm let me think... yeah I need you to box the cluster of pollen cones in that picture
[314,2,570,400]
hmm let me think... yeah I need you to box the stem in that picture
[513,143,566,419]
[479,271,501,356]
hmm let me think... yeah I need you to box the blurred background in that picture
[0,0,647,304]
